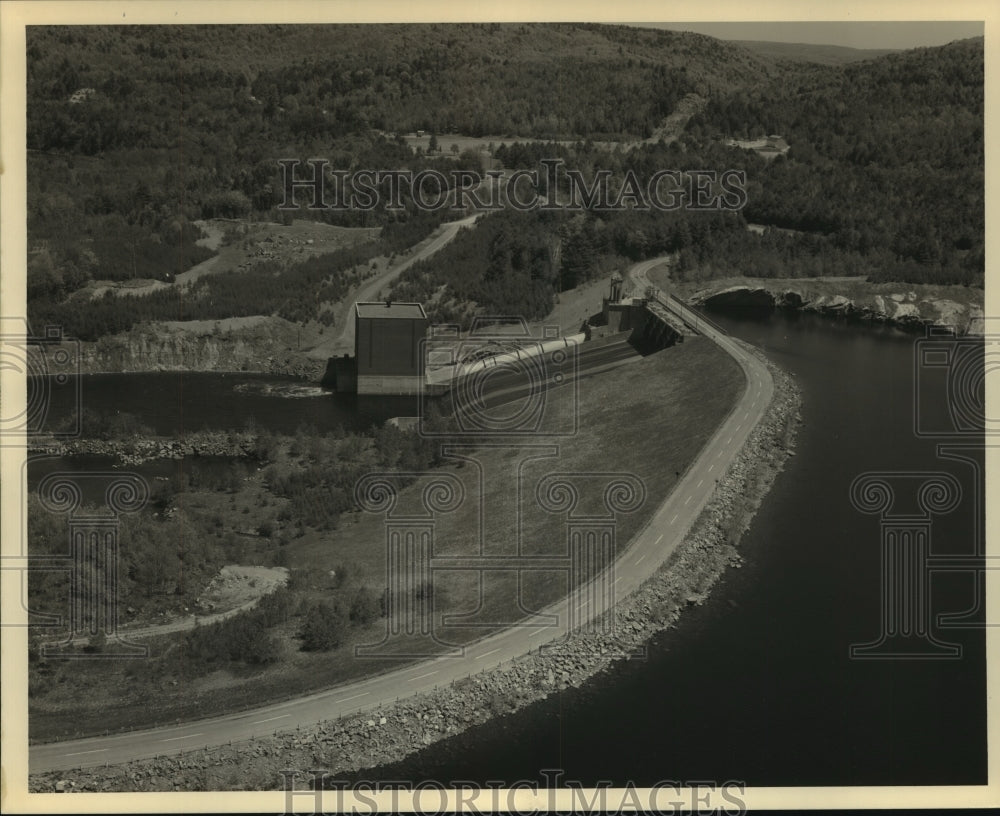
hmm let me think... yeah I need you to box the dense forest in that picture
[389,204,745,326]
[25,24,983,343]
[687,37,984,285]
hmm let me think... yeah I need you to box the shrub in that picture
[349,587,381,625]
[300,602,348,651]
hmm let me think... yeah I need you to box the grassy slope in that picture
[30,337,742,740]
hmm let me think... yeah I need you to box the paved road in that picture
[30,258,773,773]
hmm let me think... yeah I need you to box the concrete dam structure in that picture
[583,273,692,354]
[323,277,701,396]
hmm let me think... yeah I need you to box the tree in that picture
[300,602,347,651]
[428,132,438,153]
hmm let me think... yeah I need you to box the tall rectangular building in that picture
[354,301,429,395]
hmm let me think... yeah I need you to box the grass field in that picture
[30,337,742,740]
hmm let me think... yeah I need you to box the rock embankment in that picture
[29,349,801,792]
[30,430,258,466]
[64,320,324,378]
[691,281,983,335]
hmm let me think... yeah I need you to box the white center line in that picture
[408,671,439,682]
[252,714,289,724]
[160,733,204,742]
[476,648,500,660]
[65,748,108,757]
[655,533,664,544]
[335,691,370,704]
[684,495,691,506]
[708,464,714,472]
[634,554,646,565]
[697,479,703,488]
[671,513,678,524]
[528,627,551,638]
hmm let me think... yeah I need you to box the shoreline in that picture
[43,273,982,380]
[28,344,801,792]
[683,279,983,336]
[29,430,259,467]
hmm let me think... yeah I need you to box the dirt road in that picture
[306,214,479,360]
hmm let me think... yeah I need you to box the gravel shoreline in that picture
[29,344,801,792]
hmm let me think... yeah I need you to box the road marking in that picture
[528,627,551,637]
[708,464,714,472]
[727,437,733,444]
[716,451,722,458]
[65,749,107,756]
[252,714,289,724]
[684,495,691,506]
[160,733,204,742]
[634,554,646,565]
[655,533,664,544]
[335,692,370,704]
[408,671,439,682]
[477,648,500,660]
[671,514,678,524]
[697,479,703,488]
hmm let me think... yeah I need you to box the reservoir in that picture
[344,309,987,787]
[27,310,986,786]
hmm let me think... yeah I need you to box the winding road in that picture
[30,257,773,773]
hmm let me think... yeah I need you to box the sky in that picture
[636,21,984,50]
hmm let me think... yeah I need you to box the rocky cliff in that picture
[71,320,325,378]
[689,280,984,335]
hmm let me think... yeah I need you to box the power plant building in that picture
[354,301,430,395]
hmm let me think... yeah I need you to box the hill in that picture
[25,25,983,347]
[734,40,900,65]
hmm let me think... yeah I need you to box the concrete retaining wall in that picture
[356,374,424,395]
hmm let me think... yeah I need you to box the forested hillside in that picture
[25,23,785,338]
[25,25,983,343]
[688,37,984,285]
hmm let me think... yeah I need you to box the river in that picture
[38,371,417,436]
[27,311,986,786]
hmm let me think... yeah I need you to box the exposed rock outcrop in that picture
[691,282,983,335]
[63,321,324,378]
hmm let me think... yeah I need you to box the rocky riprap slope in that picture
[690,282,983,335]
[30,430,257,466]
[30,345,801,792]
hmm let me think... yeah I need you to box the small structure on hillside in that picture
[598,272,643,335]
